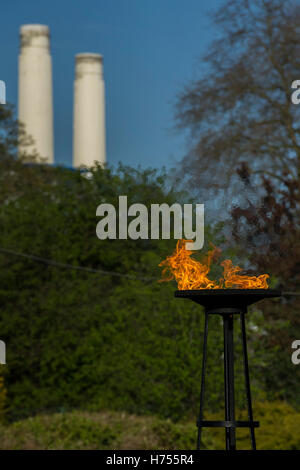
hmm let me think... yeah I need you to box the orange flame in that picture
[159,239,269,289]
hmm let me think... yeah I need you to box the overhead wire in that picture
[0,246,156,282]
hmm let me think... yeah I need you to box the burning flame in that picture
[159,239,269,290]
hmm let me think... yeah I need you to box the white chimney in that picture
[73,53,106,167]
[18,24,54,163]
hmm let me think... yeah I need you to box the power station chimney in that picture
[18,24,54,163]
[73,53,106,167]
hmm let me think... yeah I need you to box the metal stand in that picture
[196,307,259,450]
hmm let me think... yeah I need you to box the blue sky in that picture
[1,0,224,169]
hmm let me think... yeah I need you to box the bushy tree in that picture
[175,0,300,212]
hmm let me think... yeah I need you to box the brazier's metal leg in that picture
[223,314,236,450]
[240,312,256,450]
[196,311,209,450]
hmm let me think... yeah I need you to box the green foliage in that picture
[0,367,7,423]
[0,156,229,421]
[151,419,196,450]
[254,401,300,450]
[0,402,299,450]
[0,109,296,428]
[0,411,117,450]
[202,401,300,450]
